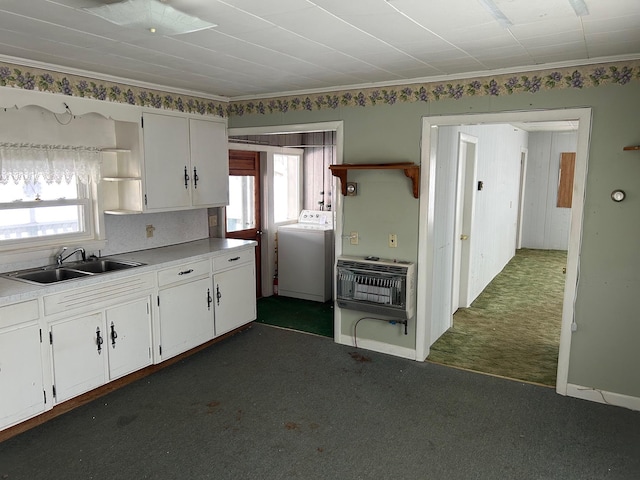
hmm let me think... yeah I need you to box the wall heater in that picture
[336,256,416,320]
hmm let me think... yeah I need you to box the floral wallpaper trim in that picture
[0,61,228,118]
[1,60,639,118]
[228,60,640,117]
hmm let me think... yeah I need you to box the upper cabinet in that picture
[142,112,229,211]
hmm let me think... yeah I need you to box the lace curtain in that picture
[0,143,102,185]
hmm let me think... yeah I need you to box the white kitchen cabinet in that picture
[157,260,214,361]
[142,112,228,211]
[0,300,47,430]
[49,312,106,403]
[189,118,229,207]
[49,296,153,403]
[212,248,257,337]
[45,273,155,403]
[105,297,153,380]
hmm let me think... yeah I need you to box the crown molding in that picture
[0,54,229,103]
[229,54,640,102]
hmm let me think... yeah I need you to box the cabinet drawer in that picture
[213,248,253,272]
[158,259,210,287]
[0,299,39,329]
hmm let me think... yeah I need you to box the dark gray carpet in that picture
[1,323,639,480]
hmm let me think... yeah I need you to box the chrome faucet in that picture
[56,246,86,265]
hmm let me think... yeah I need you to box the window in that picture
[226,175,256,233]
[273,153,301,224]
[0,144,100,250]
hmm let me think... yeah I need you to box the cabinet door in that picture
[143,113,191,210]
[106,297,152,380]
[0,324,45,429]
[189,118,229,207]
[214,263,256,337]
[159,277,214,360]
[50,313,106,403]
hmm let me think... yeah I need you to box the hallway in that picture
[427,249,567,386]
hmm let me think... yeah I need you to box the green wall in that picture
[230,80,640,399]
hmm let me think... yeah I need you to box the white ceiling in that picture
[0,0,639,100]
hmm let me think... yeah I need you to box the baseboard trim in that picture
[337,333,416,360]
[566,383,640,412]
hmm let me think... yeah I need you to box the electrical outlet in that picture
[146,224,155,238]
[350,231,359,245]
[389,233,397,248]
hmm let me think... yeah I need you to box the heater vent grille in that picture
[336,256,415,319]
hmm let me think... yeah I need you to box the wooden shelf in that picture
[329,162,420,198]
[102,177,142,182]
[100,148,132,153]
[104,209,143,215]
[623,146,640,151]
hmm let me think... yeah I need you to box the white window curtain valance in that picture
[0,143,102,185]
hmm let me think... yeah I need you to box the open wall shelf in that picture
[329,162,420,198]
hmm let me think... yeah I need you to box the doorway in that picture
[416,108,592,396]
[226,149,262,299]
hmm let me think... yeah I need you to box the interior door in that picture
[225,150,262,298]
[452,133,477,313]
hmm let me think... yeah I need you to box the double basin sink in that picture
[2,259,145,285]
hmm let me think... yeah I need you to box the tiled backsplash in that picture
[102,209,209,256]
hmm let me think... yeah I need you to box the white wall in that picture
[432,124,528,337]
[521,131,577,250]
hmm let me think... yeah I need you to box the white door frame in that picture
[228,121,344,341]
[416,108,592,397]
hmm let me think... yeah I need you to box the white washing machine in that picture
[278,210,334,302]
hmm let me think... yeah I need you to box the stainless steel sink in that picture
[1,258,145,285]
[8,267,93,284]
[67,259,145,274]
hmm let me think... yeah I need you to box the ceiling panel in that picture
[0,0,635,98]
[583,15,640,35]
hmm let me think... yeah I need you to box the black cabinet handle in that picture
[110,321,118,348]
[193,167,199,188]
[207,288,212,310]
[96,327,103,355]
[216,285,221,306]
[228,256,240,262]
[184,166,189,188]
[178,269,194,276]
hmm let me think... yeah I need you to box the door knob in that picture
[460,234,469,240]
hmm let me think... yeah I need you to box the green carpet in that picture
[428,249,567,386]
[256,295,334,338]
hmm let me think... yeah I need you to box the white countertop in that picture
[0,238,256,307]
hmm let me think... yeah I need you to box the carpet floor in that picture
[256,295,334,338]
[1,324,639,480]
[428,249,567,386]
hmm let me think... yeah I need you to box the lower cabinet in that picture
[0,300,46,430]
[158,276,214,361]
[106,298,154,380]
[213,262,257,336]
[1,245,257,433]
[49,297,152,403]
